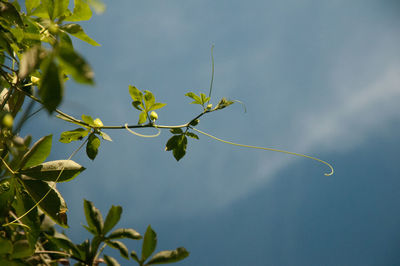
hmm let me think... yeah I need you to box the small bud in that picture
[93,118,103,127]
[206,104,213,110]
[150,111,158,121]
[189,119,199,126]
[2,113,13,128]
[31,76,40,84]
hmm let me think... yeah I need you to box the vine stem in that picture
[191,127,334,176]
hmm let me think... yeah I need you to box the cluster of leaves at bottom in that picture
[43,199,189,266]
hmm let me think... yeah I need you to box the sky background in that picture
[23,0,400,265]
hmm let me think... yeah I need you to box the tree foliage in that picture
[0,0,333,265]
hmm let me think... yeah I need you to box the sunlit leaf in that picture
[149,102,166,111]
[146,247,189,265]
[100,131,112,141]
[66,0,92,21]
[142,225,157,262]
[22,180,69,227]
[20,160,85,182]
[61,23,100,46]
[185,92,201,104]
[25,0,41,14]
[128,85,143,102]
[144,90,155,110]
[103,205,122,235]
[60,128,90,143]
[53,0,70,19]
[138,111,147,124]
[20,135,52,170]
[81,114,94,126]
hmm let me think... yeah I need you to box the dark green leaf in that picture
[58,47,94,84]
[103,205,122,235]
[20,160,85,182]
[165,135,180,151]
[66,0,92,21]
[47,234,82,259]
[106,240,129,259]
[0,1,24,27]
[132,100,143,111]
[61,23,100,46]
[10,240,34,259]
[83,199,103,235]
[142,225,157,262]
[138,111,147,124]
[104,254,120,266]
[169,128,183,135]
[189,119,199,126]
[146,247,189,265]
[59,30,74,49]
[86,133,100,160]
[0,237,12,254]
[186,132,199,140]
[107,228,142,240]
[22,179,68,227]
[20,135,52,170]
[60,128,90,143]
[128,85,143,101]
[131,251,140,263]
[149,102,166,111]
[82,224,97,235]
[39,59,63,113]
[172,135,187,161]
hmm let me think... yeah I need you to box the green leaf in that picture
[66,0,92,21]
[88,0,105,14]
[26,0,41,14]
[186,132,199,140]
[138,111,147,124]
[29,0,50,19]
[106,240,129,259]
[0,1,24,27]
[172,135,187,161]
[144,90,155,110]
[22,180,69,227]
[104,254,120,266]
[20,160,85,182]
[103,205,122,235]
[132,101,143,111]
[10,240,34,259]
[142,225,157,262]
[149,102,166,111]
[20,135,52,170]
[18,46,43,79]
[60,128,90,143]
[185,92,201,104]
[131,251,140,263]
[169,128,183,135]
[83,199,103,235]
[165,135,180,151]
[128,85,143,102]
[39,59,63,113]
[0,237,12,254]
[58,47,94,84]
[61,23,100,46]
[86,133,100,160]
[81,114,94,126]
[107,228,142,240]
[100,131,112,141]
[53,0,70,19]
[47,234,82,259]
[146,247,189,265]
[200,93,210,105]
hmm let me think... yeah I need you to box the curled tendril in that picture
[191,127,334,176]
[124,124,161,138]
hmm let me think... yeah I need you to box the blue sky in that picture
[25,0,400,265]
